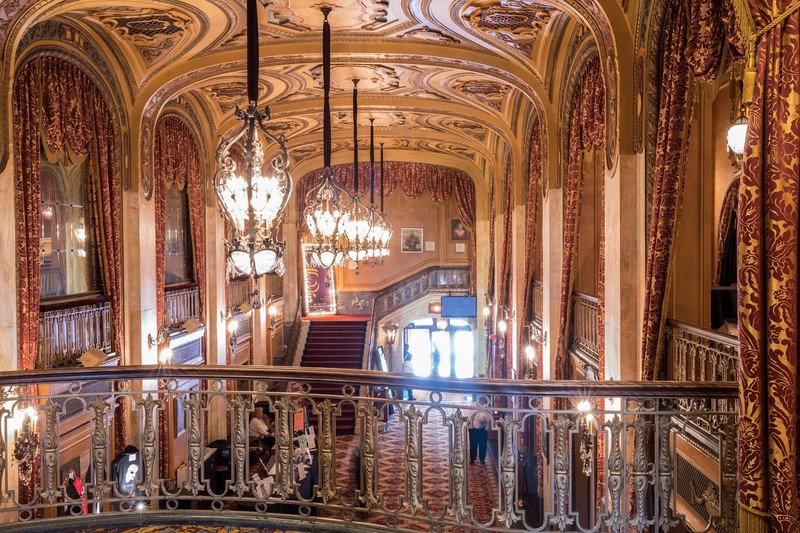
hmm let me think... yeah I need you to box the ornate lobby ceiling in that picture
[5,0,604,182]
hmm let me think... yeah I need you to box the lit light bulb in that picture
[227,320,238,334]
[268,305,278,317]
[159,346,173,364]
[483,306,490,317]
[525,345,535,360]
[727,115,748,156]
[497,319,507,334]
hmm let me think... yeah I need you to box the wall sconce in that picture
[148,325,173,364]
[268,304,278,329]
[577,399,594,477]
[523,321,547,379]
[227,318,239,351]
[496,306,513,353]
[382,322,399,347]
[13,406,39,470]
[428,301,442,314]
[483,296,494,337]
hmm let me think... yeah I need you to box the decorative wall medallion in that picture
[453,79,509,111]
[265,1,394,32]
[400,26,459,43]
[83,8,192,65]
[463,1,555,54]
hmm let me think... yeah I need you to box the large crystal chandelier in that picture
[342,79,374,272]
[304,8,349,269]
[214,0,292,282]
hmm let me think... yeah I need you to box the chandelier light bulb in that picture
[483,306,490,317]
[497,319,507,334]
[727,115,748,156]
[227,320,239,334]
[158,346,173,364]
[525,344,535,360]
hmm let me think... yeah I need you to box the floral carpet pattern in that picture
[325,408,500,531]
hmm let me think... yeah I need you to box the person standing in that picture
[431,346,442,377]
[469,396,493,465]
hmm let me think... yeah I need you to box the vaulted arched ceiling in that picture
[2,0,636,189]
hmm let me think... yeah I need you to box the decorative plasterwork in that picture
[443,118,488,141]
[463,0,556,54]
[263,0,397,33]
[399,26,460,43]
[307,64,403,92]
[452,78,509,111]
[80,7,192,66]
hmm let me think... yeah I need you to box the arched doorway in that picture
[404,318,474,378]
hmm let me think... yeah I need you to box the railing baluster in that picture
[550,414,574,530]
[447,406,469,522]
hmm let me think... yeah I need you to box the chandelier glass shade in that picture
[342,79,374,268]
[213,0,292,279]
[304,166,348,268]
[727,114,748,157]
[303,7,349,270]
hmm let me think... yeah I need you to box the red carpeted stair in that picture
[301,318,368,434]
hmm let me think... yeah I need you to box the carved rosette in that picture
[358,400,381,509]
[314,399,338,503]
[273,397,295,499]
[549,414,575,530]
[447,407,471,523]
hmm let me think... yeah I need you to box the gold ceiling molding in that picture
[263,0,400,33]
[452,78,510,111]
[399,26,460,43]
[463,0,556,55]
[307,63,403,92]
[80,7,193,66]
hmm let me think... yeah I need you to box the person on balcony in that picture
[249,406,274,455]
[431,346,442,377]
[469,396,493,465]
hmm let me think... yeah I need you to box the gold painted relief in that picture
[462,0,555,54]
[82,7,192,65]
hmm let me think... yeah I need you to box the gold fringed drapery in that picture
[153,115,204,479]
[737,2,800,531]
[553,56,605,381]
[640,0,730,381]
[13,56,127,504]
[520,121,543,372]
[495,158,515,382]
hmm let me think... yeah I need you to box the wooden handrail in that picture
[572,291,598,305]
[0,365,737,398]
[665,318,738,346]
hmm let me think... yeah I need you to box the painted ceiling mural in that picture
[1,0,626,184]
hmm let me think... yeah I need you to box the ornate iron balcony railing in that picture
[164,285,201,328]
[37,300,113,369]
[0,366,736,532]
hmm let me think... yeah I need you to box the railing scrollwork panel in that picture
[0,366,736,532]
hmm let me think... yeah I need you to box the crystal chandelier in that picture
[364,122,392,265]
[214,0,292,282]
[342,79,374,272]
[304,8,349,269]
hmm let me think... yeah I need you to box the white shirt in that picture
[249,417,270,438]
[471,404,493,430]
[402,359,414,374]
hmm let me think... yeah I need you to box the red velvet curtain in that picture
[554,57,605,380]
[737,2,800,530]
[13,56,126,501]
[153,115,204,478]
[640,0,728,380]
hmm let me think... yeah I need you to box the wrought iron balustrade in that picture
[0,366,736,532]
[37,301,113,368]
[164,285,200,328]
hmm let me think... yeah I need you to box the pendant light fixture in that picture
[213,0,293,294]
[304,8,349,269]
[365,122,392,265]
[342,79,374,273]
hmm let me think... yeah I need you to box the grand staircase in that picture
[300,319,368,434]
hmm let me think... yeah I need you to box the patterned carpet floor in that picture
[323,407,500,531]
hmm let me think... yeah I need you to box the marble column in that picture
[604,153,645,381]
[250,277,268,366]
[0,156,16,373]
[205,201,228,441]
[541,188,562,381]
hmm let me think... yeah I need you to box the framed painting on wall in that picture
[400,228,423,253]
[451,219,469,240]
